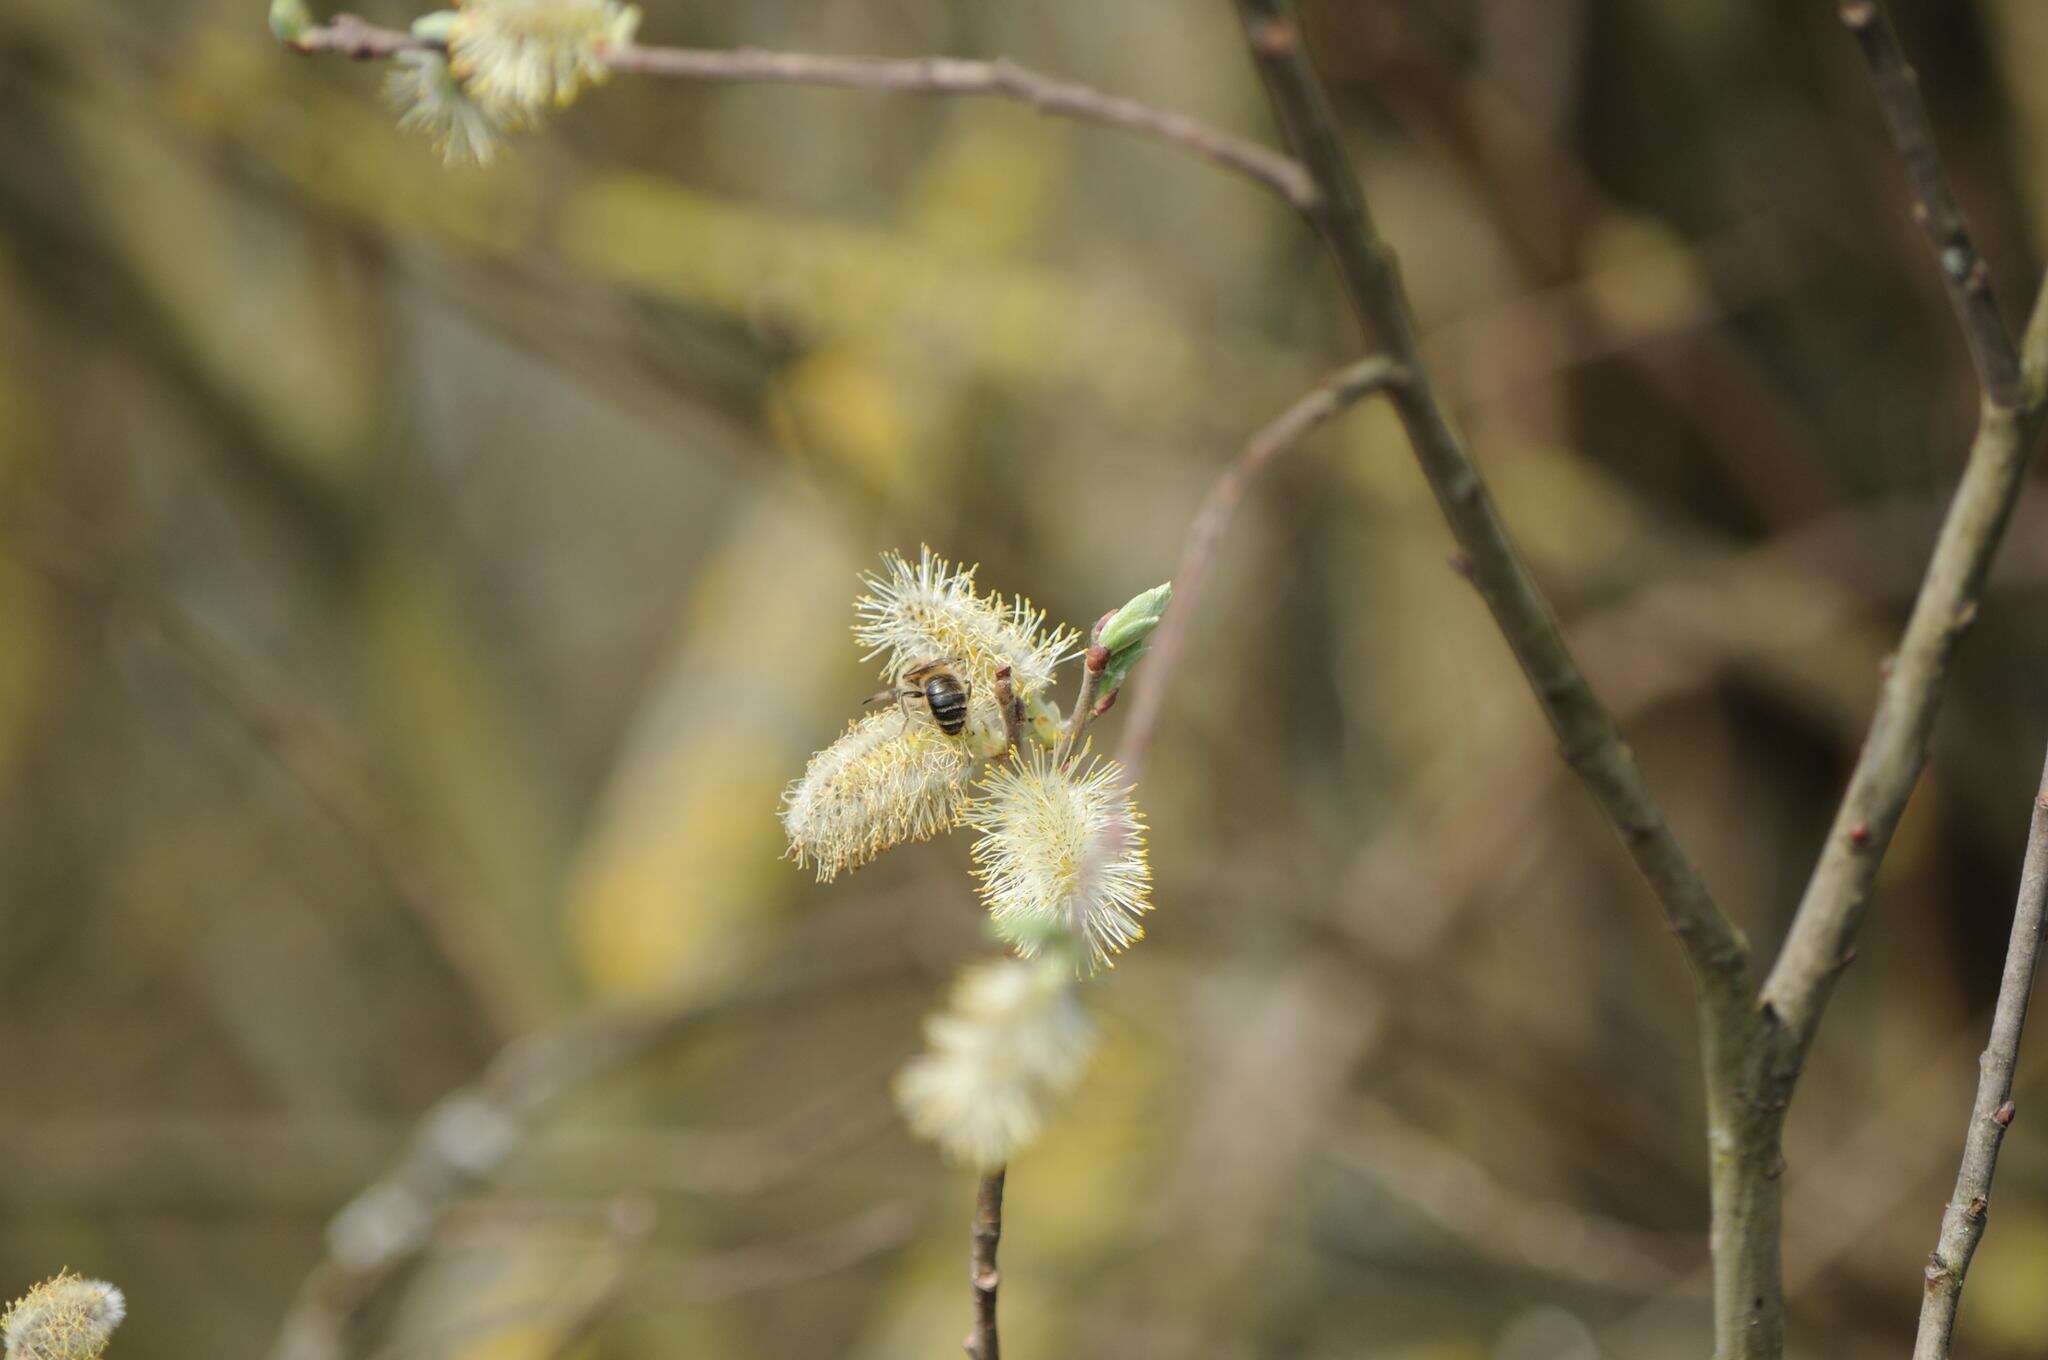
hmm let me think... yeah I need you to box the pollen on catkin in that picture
[448,0,640,122]
[3,1272,125,1360]
[780,710,978,882]
[385,51,502,166]
[893,958,1096,1170]
[967,747,1152,973]
[854,548,1078,707]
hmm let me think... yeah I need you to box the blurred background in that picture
[6,0,2048,1356]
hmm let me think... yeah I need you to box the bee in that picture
[870,657,972,737]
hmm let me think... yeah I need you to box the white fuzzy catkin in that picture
[967,748,1152,973]
[894,959,1095,1169]
[3,1273,125,1360]
[386,52,502,166]
[780,710,977,881]
[853,548,1078,706]
[449,0,640,121]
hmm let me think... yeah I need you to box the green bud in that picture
[267,0,313,42]
[1095,582,1171,655]
[410,9,460,43]
[1096,643,1147,705]
[1088,582,1170,702]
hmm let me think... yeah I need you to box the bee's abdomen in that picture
[925,676,969,735]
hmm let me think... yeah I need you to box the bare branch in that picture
[1912,746,2048,1359]
[1228,1,1747,995]
[1057,645,1108,766]
[286,15,1316,209]
[1836,0,2020,405]
[1117,355,1406,782]
[966,1169,1005,1360]
[1760,282,2048,1057]
[1227,1,1774,1349]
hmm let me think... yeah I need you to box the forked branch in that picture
[1227,0,1750,1004]
[1759,279,2048,1064]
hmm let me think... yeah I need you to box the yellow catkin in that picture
[894,959,1095,1169]
[967,747,1152,973]
[853,547,1078,713]
[385,52,502,166]
[780,711,976,881]
[3,1272,125,1360]
[448,0,640,122]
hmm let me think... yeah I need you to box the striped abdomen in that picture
[923,673,969,735]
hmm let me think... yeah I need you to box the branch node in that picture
[1994,1099,2016,1127]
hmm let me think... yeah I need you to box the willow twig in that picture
[1229,0,1748,1001]
[1055,646,1107,767]
[1226,0,1773,1349]
[1911,745,2048,1360]
[285,15,1315,209]
[1761,283,2048,1067]
[965,1168,1004,1360]
[1117,355,1406,781]
[1836,0,2019,405]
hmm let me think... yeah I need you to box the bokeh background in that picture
[7,0,2048,1356]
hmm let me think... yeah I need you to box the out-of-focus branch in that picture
[966,1169,1004,1360]
[1117,355,1406,782]
[1335,1100,1701,1296]
[360,1202,918,1360]
[9,531,546,1037]
[1836,0,2020,405]
[1912,745,2048,1360]
[267,953,913,1360]
[285,14,1315,208]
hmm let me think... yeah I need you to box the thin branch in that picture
[1117,355,1406,781]
[1227,1,1749,1002]
[1836,0,2020,405]
[1912,745,2048,1359]
[1227,2,1773,1351]
[1056,645,1108,766]
[966,1168,1005,1360]
[286,15,1316,209]
[1760,282,2048,1058]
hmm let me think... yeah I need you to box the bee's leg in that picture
[895,687,920,735]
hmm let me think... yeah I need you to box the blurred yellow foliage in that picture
[562,496,860,998]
